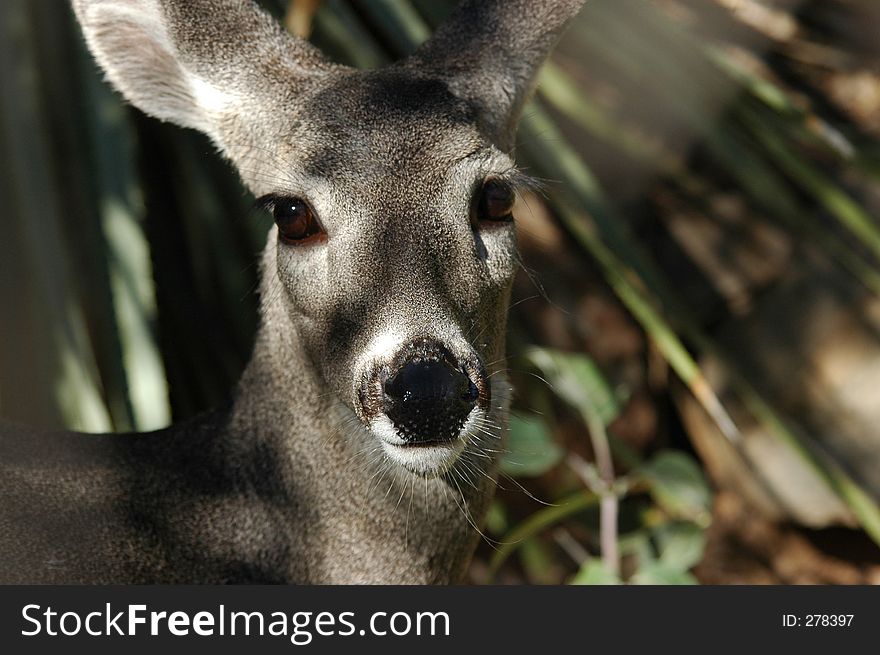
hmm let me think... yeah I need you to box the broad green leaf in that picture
[631,561,698,585]
[654,521,707,572]
[570,558,621,585]
[485,501,508,536]
[639,451,712,524]
[500,413,563,477]
[618,530,657,574]
[524,347,624,428]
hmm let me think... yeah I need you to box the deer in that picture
[0,0,585,584]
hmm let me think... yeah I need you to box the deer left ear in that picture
[71,0,338,152]
[407,0,586,150]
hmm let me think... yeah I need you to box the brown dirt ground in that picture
[694,491,880,584]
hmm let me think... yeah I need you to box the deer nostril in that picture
[462,379,479,403]
[383,369,410,401]
[383,359,477,444]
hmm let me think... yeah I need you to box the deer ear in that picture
[72,0,333,148]
[409,0,585,150]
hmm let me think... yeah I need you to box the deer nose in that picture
[383,359,479,445]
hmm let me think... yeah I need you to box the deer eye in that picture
[475,179,515,225]
[268,197,325,244]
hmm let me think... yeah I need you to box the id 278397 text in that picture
[782,614,854,627]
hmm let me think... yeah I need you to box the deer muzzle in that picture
[355,337,490,474]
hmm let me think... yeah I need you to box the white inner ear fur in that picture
[189,76,238,115]
[76,0,240,145]
[88,1,169,43]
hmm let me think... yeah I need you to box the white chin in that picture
[369,414,467,477]
[378,439,466,477]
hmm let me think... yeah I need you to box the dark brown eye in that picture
[270,197,325,244]
[476,179,515,224]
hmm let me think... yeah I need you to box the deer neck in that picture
[219,247,490,583]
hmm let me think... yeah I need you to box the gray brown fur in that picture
[0,0,584,583]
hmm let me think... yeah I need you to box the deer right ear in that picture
[409,0,586,151]
[72,0,334,150]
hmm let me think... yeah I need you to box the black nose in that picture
[384,359,479,445]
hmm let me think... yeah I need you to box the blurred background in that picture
[2,0,880,584]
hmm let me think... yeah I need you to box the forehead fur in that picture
[294,68,488,182]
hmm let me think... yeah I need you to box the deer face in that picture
[246,70,521,476]
[72,0,584,478]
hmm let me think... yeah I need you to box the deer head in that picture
[72,0,584,481]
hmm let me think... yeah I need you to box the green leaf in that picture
[485,500,508,536]
[570,558,621,585]
[618,530,654,561]
[639,450,712,524]
[631,561,698,585]
[524,347,624,428]
[488,490,601,580]
[500,413,563,477]
[654,521,707,572]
